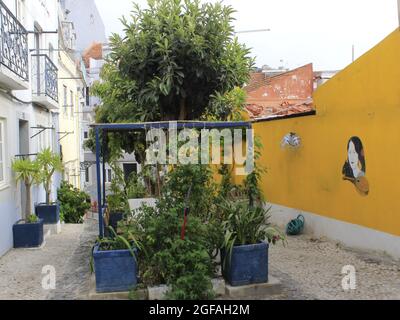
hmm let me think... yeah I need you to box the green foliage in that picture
[27,214,39,223]
[162,239,215,300]
[244,135,266,206]
[126,172,147,199]
[12,158,40,185]
[204,87,247,121]
[36,148,63,204]
[106,162,130,213]
[57,181,91,223]
[12,158,40,220]
[119,164,222,299]
[219,198,286,271]
[88,0,254,157]
[161,164,218,221]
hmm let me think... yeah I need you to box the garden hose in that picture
[286,214,305,235]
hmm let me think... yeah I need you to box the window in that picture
[106,169,112,183]
[63,85,67,114]
[85,167,90,183]
[84,131,88,139]
[0,120,5,184]
[70,90,74,117]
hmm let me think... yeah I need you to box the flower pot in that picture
[222,242,269,286]
[93,243,138,293]
[35,203,60,224]
[13,219,44,248]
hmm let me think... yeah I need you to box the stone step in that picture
[224,276,283,298]
[88,275,282,300]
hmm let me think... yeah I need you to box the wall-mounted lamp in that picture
[281,132,301,148]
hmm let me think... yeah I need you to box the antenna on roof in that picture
[234,29,271,34]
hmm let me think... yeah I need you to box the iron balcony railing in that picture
[0,0,29,81]
[31,54,58,102]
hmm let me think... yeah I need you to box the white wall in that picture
[0,0,60,256]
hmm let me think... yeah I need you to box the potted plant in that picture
[127,171,157,213]
[12,158,44,248]
[105,192,128,237]
[220,199,285,286]
[57,181,91,223]
[92,228,139,293]
[102,163,127,236]
[35,148,63,224]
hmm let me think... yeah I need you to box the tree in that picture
[89,0,253,156]
[36,148,63,204]
[12,158,40,220]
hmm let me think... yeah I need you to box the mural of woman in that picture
[342,137,369,196]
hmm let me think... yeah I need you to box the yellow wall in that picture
[58,51,83,189]
[253,29,400,237]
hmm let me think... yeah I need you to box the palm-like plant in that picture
[220,198,286,270]
[12,158,40,221]
[36,148,63,204]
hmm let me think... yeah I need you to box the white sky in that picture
[95,0,399,71]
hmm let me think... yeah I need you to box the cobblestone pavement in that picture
[1,218,399,300]
[0,218,97,300]
[265,235,400,300]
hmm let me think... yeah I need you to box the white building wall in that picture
[0,0,60,256]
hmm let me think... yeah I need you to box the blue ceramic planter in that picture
[222,242,269,286]
[13,219,44,248]
[93,244,138,293]
[35,203,60,224]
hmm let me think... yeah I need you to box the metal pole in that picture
[234,28,270,34]
[102,141,106,208]
[95,127,103,237]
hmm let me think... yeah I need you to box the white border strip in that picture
[267,203,400,261]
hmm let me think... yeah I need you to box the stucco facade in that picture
[250,29,400,259]
[0,0,60,256]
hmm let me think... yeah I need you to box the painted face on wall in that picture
[348,141,361,177]
[342,137,369,196]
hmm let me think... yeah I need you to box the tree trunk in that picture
[45,181,51,204]
[179,98,186,120]
[25,182,32,221]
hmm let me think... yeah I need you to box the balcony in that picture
[31,54,58,110]
[0,1,29,90]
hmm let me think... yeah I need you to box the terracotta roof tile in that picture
[245,64,315,120]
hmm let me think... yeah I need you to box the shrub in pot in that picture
[57,181,91,223]
[105,193,127,236]
[12,158,44,248]
[103,162,131,235]
[35,148,63,224]
[92,227,139,293]
[220,199,285,286]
